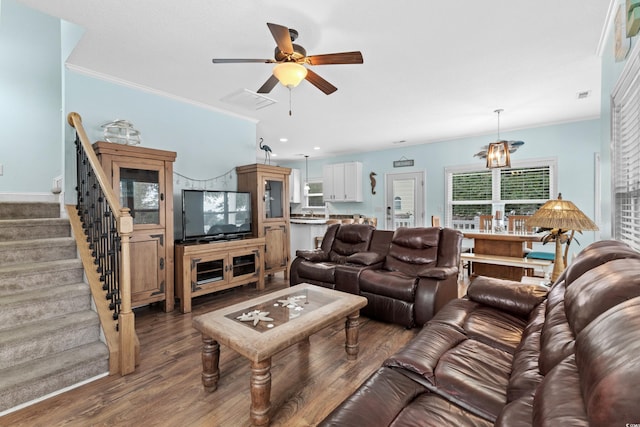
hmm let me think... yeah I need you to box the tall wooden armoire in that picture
[93,141,176,311]
[236,163,291,280]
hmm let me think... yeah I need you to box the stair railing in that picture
[67,112,136,375]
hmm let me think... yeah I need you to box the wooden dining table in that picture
[463,231,544,281]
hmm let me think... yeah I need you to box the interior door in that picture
[385,171,425,230]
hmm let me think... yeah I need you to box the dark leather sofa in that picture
[320,239,640,426]
[291,224,463,328]
[290,223,384,289]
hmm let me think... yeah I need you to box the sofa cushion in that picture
[564,258,640,335]
[574,296,640,426]
[296,260,337,284]
[495,392,535,427]
[430,297,527,354]
[392,392,494,427]
[383,227,440,275]
[463,306,527,354]
[539,281,575,375]
[359,269,417,301]
[433,338,513,421]
[318,367,428,427]
[563,241,640,286]
[466,276,548,318]
[507,301,546,402]
[533,355,589,426]
[328,224,374,263]
[385,322,468,382]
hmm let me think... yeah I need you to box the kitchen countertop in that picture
[290,218,328,224]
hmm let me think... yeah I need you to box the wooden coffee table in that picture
[192,283,368,426]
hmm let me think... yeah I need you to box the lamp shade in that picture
[526,193,598,282]
[273,62,308,88]
[526,193,599,231]
[486,141,511,168]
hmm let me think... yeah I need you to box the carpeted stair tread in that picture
[0,202,60,220]
[0,237,77,266]
[0,218,71,242]
[0,283,91,331]
[0,310,100,371]
[0,342,109,412]
[0,259,83,295]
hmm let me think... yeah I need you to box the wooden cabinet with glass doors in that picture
[93,141,176,311]
[236,163,291,280]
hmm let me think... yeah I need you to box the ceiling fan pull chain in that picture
[289,87,293,116]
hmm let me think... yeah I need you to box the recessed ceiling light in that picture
[280,138,288,142]
[313,146,320,150]
[271,153,278,157]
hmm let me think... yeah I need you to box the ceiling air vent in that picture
[221,89,277,110]
[577,90,591,99]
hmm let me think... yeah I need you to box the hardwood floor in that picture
[1,276,418,427]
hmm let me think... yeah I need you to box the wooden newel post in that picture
[118,209,136,375]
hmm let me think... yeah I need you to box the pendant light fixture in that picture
[486,109,511,169]
[304,155,310,195]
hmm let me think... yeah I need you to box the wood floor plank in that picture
[1,277,417,426]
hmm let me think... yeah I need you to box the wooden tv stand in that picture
[175,237,266,313]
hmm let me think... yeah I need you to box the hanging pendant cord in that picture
[495,108,503,140]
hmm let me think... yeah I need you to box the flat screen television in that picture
[181,190,252,242]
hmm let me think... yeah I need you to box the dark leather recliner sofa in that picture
[290,223,384,289]
[320,239,640,426]
[291,224,463,328]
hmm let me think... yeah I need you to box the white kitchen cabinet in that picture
[289,168,301,203]
[323,162,363,202]
[290,221,328,260]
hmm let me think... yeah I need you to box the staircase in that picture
[0,202,109,413]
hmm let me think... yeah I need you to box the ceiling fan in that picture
[212,22,363,95]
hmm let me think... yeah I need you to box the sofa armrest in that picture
[295,249,329,262]
[466,276,548,317]
[417,266,458,280]
[346,251,386,266]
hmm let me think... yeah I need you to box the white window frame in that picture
[445,158,557,228]
[611,39,640,251]
[304,178,325,210]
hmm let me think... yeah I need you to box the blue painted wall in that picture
[283,119,600,229]
[0,0,61,194]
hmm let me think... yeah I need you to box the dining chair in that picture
[479,215,493,231]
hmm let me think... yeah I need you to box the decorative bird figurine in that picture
[259,138,272,164]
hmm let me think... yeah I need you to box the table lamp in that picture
[526,193,598,282]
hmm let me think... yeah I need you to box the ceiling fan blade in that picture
[257,74,279,94]
[305,51,364,65]
[212,58,275,63]
[305,69,337,95]
[267,22,294,55]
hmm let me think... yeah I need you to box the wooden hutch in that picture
[93,141,176,311]
[236,163,291,279]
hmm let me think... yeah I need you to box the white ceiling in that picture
[19,0,613,161]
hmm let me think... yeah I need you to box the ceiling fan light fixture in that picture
[273,62,307,88]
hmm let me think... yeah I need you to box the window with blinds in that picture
[612,42,640,251]
[445,160,556,230]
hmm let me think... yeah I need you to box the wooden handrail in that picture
[67,112,136,375]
